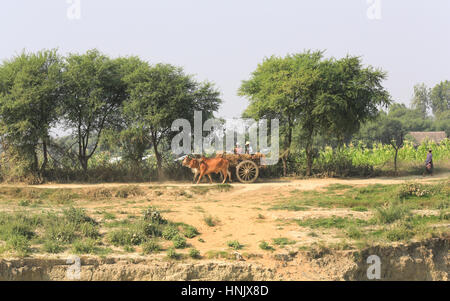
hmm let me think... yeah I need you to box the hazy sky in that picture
[1,0,449,118]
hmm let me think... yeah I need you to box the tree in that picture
[123,62,221,178]
[61,50,129,171]
[240,51,390,176]
[0,49,63,181]
[411,83,430,118]
[430,80,449,118]
[378,118,406,174]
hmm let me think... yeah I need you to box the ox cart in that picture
[220,153,264,184]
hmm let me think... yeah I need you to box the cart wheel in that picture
[236,160,259,183]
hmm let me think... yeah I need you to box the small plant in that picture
[162,226,179,240]
[172,235,187,249]
[43,240,65,254]
[375,203,410,224]
[203,215,218,227]
[182,225,199,238]
[63,207,97,226]
[123,245,135,253]
[257,214,265,219]
[6,235,31,257]
[142,240,162,254]
[189,248,201,259]
[143,207,166,225]
[166,247,180,259]
[259,241,275,251]
[102,212,116,220]
[18,200,31,207]
[398,182,432,198]
[272,237,296,246]
[227,240,243,250]
[80,222,100,239]
[72,239,98,254]
[345,226,363,239]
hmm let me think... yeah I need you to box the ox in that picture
[182,156,231,184]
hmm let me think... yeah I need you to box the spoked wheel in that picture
[236,160,259,183]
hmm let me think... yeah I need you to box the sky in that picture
[1,0,449,119]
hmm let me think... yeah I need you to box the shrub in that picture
[45,220,76,243]
[142,240,162,254]
[272,237,296,246]
[203,215,218,227]
[259,241,275,251]
[80,222,100,239]
[114,185,143,198]
[375,204,410,224]
[397,183,432,198]
[72,239,98,254]
[6,235,31,256]
[43,240,65,254]
[63,207,97,226]
[227,240,243,250]
[162,226,179,240]
[143,207,166,225]
[172,235,187,249]
[166,247,180,259]
[107,229,142,246]
[189,248,201,259]
[182,225,199,238]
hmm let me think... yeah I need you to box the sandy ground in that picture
[1,172,448,258]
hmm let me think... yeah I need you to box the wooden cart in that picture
[221,153,264,183]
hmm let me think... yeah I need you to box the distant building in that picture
[407,131,447,145]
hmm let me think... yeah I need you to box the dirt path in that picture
[2,172,448,190]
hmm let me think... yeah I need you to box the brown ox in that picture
[182,156,231,184]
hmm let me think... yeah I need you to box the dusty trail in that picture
[2,172,448,190]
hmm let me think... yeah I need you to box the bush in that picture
[107,229,143,246]
[6,235,31,256]
[45,220,77,243]
[142,240,162,254]
[162,226,179,240]
[143,207,166,225]
[182,225,199,238]
[227,240,243,250]
[72,239,98,254]
[63,207,97,226]
[43,240,65,254]
[375,204,410,224]
[398,183,432,198]
[166,247,181,259]
[172,235,187,249]
[259,241,275,251]
[189,248,201,259]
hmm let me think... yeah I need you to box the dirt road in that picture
[4,171,448,190]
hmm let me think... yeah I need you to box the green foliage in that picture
[162,226,179,240]
[203,215,218,227]
[166,247,181,259]
[142,240,162,254]
[43,240,65,254]
[172,235,187,249]
[189,248,201,259]
[182,225,199,239]
[272,237,296,246]
[374,204,410,224]
[227,240,243,250]
[258,241,275,251]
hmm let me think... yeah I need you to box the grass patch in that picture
[227,240,243,250]
[259,241,275,251]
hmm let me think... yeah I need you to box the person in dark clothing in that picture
[424,149,433,175]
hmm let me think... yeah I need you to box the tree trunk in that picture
[305,129,314,177]
[394,148,398,175]
[153,142,163,180]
